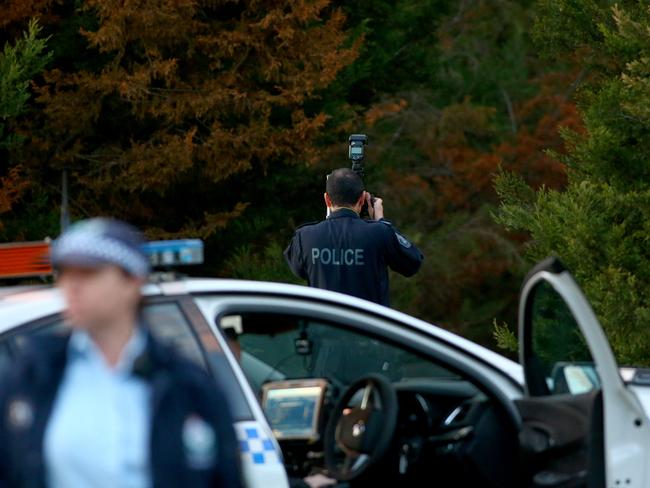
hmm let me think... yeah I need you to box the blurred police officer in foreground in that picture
[284,168,423,306]
[0,218,242,488]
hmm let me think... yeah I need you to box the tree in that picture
[495,2,650,364]
[228,0,583,348]
[0,18,51,234]
[7,0,359,241]
[1,0,596,354]
[350,0,580,345]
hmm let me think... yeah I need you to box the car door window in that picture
[528,280,599,395]
[218,311,521,486]
[220,312,461,394]
[142,301,206,367]
[144,300,255,420]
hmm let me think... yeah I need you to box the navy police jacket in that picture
[0,330,242,488]
[284,208,424,306]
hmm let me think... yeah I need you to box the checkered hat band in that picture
[52,233,150,277]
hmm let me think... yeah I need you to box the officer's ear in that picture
[357,191,367,208]
[324,192,333,208]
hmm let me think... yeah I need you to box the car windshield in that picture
[224,313,459,392]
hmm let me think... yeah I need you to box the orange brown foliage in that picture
[381,69,583,225]
[15,0,359,236]
[0,166,30,231]
[0,0,60,29]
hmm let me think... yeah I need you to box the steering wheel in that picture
[324,374,398,481]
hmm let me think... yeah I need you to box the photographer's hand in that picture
[366,193,384,221]
[373,197,384,220]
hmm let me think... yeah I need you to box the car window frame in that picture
[142,294,214,370]
[233,313,461,387]
[523,280,598,397]
[162,294,254,421]
[194,292,523,428]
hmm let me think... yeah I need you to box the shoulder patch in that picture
[395,233,412,248]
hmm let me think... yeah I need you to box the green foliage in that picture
[386,206,526,346]
[436,1,533,112]
[328,0,449,104]
[533,0,611,58]
[493,319,518,354]
[493,168,536,231]
[201,0,572,351]
[225,241,302,285]
[496,2,650,365]
[0,18,51,150]
[1,0,599,359]
[530,281,593,373]
[0,186,59,241]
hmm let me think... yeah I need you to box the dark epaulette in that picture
[295,221,319,230]
[363,218,393,227]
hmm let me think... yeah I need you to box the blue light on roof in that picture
[141,239,204,266]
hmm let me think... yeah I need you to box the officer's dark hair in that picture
[326,168,364,206]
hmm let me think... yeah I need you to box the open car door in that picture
[517,257,650,488]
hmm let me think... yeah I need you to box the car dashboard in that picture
[262,376,519,487]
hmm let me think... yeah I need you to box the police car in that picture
[2,241,650,487]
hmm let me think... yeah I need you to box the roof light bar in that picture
[142,239,204,267]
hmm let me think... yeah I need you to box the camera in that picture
[348,134,375,215]
[348,134,368,176]
[325,134,373,218]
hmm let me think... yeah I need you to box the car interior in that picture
[220,311,522,487]
[219,276,606,488]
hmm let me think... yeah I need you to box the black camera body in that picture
[348,134,368,176]
[348,134,375,215]
[325,133,372,218]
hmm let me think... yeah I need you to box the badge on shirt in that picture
[7,397,34,430]
[183,414,217,470]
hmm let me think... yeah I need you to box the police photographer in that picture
[284,164,423,307]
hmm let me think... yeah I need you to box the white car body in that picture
[1,259,649,487]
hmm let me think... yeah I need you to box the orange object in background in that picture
[0,242,52,278]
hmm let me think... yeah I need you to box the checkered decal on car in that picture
[236,422,282,465]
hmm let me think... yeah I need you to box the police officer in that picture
[284,168,423,306]
[0,218,242,488]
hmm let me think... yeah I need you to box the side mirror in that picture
[550,362,600,395]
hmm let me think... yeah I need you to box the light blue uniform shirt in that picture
[44,328,152,488]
